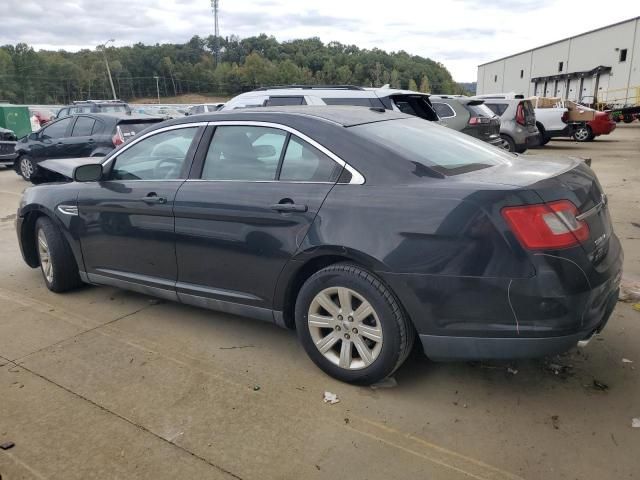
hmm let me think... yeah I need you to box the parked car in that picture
[186,103,225,115]
[475,93,574,145]
[29,108,55,127]
[17,106,622,385]
[482,99,539,152]
[56,100,131,118]
[572,109,616,142]
[429,96,503,149]
[222,85,439,122]
[14,113,163,181]
[224,85,503,147]
[0,126,17,168]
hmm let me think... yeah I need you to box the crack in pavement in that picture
[11,303,155,364]
[2,358,244,480]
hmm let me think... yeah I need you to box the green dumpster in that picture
[0,105,32,139]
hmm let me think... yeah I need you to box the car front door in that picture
[76,124,205,297]
[31,117,74,161]
[173,123,344,316]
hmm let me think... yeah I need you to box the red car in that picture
[573,110,616,142]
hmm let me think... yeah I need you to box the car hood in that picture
[38,157,102,179]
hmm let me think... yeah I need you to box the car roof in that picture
[68,112,163,122]
[230,87,430,100]
[166,105,412,128]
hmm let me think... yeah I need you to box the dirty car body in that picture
[16,106,622,381]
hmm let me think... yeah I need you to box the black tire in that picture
[295,263,414,385]
[536,123,550,146]
[17,155,36,181]
[623,115,634,124]
[500,134,516,152]
[573,125,593,142]
[35,217,82,293]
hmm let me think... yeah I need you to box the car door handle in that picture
[140,194,167,204]
[270,203,308,213]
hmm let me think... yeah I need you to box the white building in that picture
[476,17,640,107]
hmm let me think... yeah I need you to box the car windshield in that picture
[350,117,513,175]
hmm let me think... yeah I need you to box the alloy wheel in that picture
[37,229,53,283]
[20,157,33,179]
[574,127,590,141]
[307,286,383,370]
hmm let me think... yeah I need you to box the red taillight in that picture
[112,129,124,147]
[561,111,569,123]
[515,103,525,126]
[502,200,590,250]
[468,117,490,125]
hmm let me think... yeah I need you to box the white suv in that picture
[221,85,440,122]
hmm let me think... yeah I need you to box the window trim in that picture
[103,121,364,185]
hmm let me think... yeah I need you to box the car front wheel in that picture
[295,263,414,385]
[35,217,82,293]
[19,155,36,181]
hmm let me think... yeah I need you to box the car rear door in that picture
[66,115,98,157]
[173,122,345,313]
[76,124,205,295]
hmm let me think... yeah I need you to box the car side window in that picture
[279,136,342,182]
[91,120,105,135]
[432,102,456,118]
[40,118,73,139]
[110,127,199,181]
[71,117,96,137]
[201,126,287,181]
[266,96,306,106]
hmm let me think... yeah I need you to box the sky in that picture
[2,0,639,82]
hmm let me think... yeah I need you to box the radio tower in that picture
[211,0,220,65]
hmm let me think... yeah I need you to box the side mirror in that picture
[254,144,276,157]
[73,164,103,182]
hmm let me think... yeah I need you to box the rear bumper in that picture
[419,286,618,360]
[381,236,623,361]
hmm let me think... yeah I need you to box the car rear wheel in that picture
[536,123,550,146]
[35,217,82,293]
[295,263,414,385]
[623,114,634,124]
[573,125,594,142]
[19,155,36,181]
[500,134,516,152]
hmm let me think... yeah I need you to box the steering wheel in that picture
[153,157,183,179]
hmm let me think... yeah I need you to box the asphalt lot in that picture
[1,124,639,480]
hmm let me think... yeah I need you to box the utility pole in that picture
[98,39,117,100]
[153,76,160,103]
[211,0,220,65]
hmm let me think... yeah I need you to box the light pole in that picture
[98,39,117,100]
[153,76,160,104]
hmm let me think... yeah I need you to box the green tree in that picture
[419,75,430,93]
[408,78,418,91]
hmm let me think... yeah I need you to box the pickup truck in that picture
[528,97,575,146]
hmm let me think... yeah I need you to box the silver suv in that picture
[480,99,539,153]
[221,85,440,122]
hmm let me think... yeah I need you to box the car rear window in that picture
[100,105,128,113]
[485,103,508,116]
[463,103,495,117]
[432,102,456,118]
[117,122,160,139]
[350,117,512,176]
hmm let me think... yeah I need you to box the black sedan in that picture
[16,106,622,384]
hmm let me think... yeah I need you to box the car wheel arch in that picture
[276,249,390,329]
